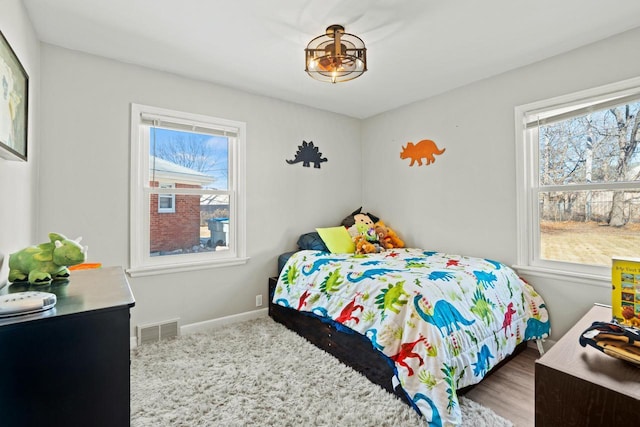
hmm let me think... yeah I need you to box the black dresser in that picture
[0,267,135,427]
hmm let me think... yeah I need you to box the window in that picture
[158,183,175,213]
[129,104,247,276]
[515,77,640,285]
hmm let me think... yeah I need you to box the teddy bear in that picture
[351,222,383,254]
[353,234,379,254]
[375,221,405,250]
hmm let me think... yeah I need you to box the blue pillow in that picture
[297,232,329,251]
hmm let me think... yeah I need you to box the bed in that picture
[269,247,550,426]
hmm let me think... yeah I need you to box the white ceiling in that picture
[22,0,640,119]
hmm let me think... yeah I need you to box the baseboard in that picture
[130,308,269,349]
[181,308,269,335]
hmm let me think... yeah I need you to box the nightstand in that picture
[535,304,640,426]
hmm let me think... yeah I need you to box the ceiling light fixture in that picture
[305,24,367,84]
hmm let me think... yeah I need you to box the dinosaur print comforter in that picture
[273,248,550,426]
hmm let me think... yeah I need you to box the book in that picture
[612,257,640,326]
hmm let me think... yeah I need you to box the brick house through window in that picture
[149,156,214,253]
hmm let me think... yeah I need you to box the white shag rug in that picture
[131,317,513,427]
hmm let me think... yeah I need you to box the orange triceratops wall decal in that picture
[400,139,445,166]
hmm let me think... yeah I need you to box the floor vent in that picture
[137,319,180,345]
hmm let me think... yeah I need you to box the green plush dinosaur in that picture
[8,232,87,285]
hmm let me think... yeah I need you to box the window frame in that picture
[128,103,248,277]
[514,76,640,287]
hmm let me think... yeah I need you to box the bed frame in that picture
[268,277,412,405]
[268,277,526,408]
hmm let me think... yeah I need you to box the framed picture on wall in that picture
[0,29,28,162]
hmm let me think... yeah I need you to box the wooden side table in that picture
[0,267,135,427]
[535,304,640,426]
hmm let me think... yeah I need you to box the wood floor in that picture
[463,346,539,427]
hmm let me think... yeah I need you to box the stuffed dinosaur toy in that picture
[8,232,88,285]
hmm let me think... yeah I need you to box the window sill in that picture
[127,257,250,277]
[512,264,610,289]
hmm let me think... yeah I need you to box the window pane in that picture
[148,194,230,256]
[158,196,173,209]
[147,127,231,257]
[538,101,640,185]
[150,127,228,190]
[539,190,640,266]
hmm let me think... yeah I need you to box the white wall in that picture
[38,44,361,333]
[0,0,40,284]
[28,20,640,342]
[362,27,640,341]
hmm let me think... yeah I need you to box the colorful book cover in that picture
[612,257,640,325]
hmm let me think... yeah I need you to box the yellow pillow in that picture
[315,226,355,254]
